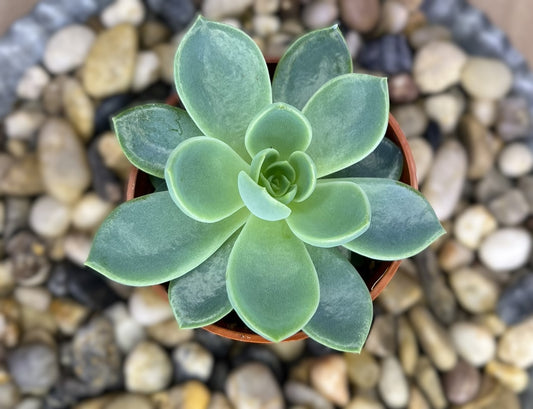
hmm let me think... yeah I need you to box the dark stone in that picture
[421,0,463,25]
[443,360,481,405]
[133,81,173,104]
[423,120,442,150]
[208,360,230,392]
[6,231,51,286]
[498,272,533,325]
[47,263,70,297]
[94,93,133,134]
[33,1,71,34]
[357,35,412,75]
[87,141,123,203]
[305,338,334,357]
[520,366,533,409]
[450,7,487,49]
[63,261,121,309]
[147,0,196,32]
[3,197,31,239]
[194,329,233,359]
[231,346,284,383]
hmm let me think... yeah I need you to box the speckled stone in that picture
[453,205,497,249]
[449,267,499,314]
[498,318,533,368]
[125,341,172,393]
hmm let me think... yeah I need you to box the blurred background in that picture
[1,0,533,408]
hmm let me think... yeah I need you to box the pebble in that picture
[486,361,529,393]
[284,381,333,409]
[497,97,531,141]
[479,228,531,272]
[413,41,467,93]
[267,340,305,362]
[378,0,409,35]
[415,357,447,409]
[132,51,160,92]
[64,233,92,266]
[489,189,530,226]
[450,267,499,314]
[408,385,431,409]
[72,193,113,231]
[105,394,154,409]
[42,76,66,115]
[340,0,380,33]
[391,104,428,138]
[301,0,338,29]
[407,137,432,183]
[378,357,409,409]
[408,306,457,371]
[442,360,481,405]
[14,286,51,311]
[365,314,396,357]
[253,15,281,37]
[397,317,417,377]
[438,239,474,272]
[125,341,172,393]
[16,65,50,101]
[409,25,452,49]
[82,24,138,98]
[140,20,171,48]
[37,119,91,204]
[0,382,20,408]
[202,0,254,20]
[310,355,349,406]
[498,273,533,325]
[254,0,280,14]
[154,381,210,409]
[4,109,45,141]
[43,25,96,74]
[172,342,214,382]
[462,377,520,409]
[72,316,121,392]
[498,142,533,178]
[1,198,29,241]
[358,35,413,75]
[450,322,496,367]
[101,0,146,27]
[469,99,497,127]
[0,154,44,196]
[6,231,50,286]
[88,140,125,204]
[29,195,72,238]
[129,287,173,326]
[226,363,283,409]
[344,350,380,389]
[453,205,497,249]
[498,317,533,368]
[232,346,284,383]
[148,0,196,32]
[379,268,423,314]
[62,78,95,141]
[0,260,15,295]
[146,319,194,348]
[421,140,467,220]
[207,392,232,409]
[49,298,89,335]
[346,396,384,409]
[476,313,507,337]
[475,168,511,203]
[519,176,533,208]
[422,120,442,150]
[424,90,465,133]
[460,57,513,100]
[388,73,419,104]
[7,343,59,395]
[15,397,42,409]
[153,43,176,84]
[104,302,145,352]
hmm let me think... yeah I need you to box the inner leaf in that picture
[250,148,279,182]
[264,160,296,183]
[289,151,317,202]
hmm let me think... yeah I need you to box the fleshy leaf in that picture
[149,175,168,192]
[286,181,370,247]
[237,171,291,221]
[272,25,352,110]
[303,74,389,177]
[330,138,403,180]
[165,137,248,223]
[168,233,239,328]
[304,246,373,353]
[114,104,202,177]
[250,148,279,182]
[289,151,316,202]
[226,216,319,341]
[343,178,446,260]
[174,16,271,159]
[245,103,312,159]
[85,192,248,286]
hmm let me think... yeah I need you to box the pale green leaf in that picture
[245,102,312,159]
[174,16,271,160]
[286,180,370,247]
[303,74,389,177]
[250,148,279,182]
[85,192,248,286]
[343,178,446,260]
[226,216,319,341]
[165,137,248,223]
[149,175,167,192]
[289,151,316,202]
[168,233,239,328]
[272,25,352,110]
[237,171,291,221]
[114,104,202,178]
[304,246,373,353]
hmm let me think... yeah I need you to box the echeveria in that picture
[86,17,445,352]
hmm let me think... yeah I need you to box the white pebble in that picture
[43,25,96,74]
[132,51,160,92]
[16,66,50,100]
[450,322,496,367]
[498,143,533,177]
[101,0,146,27]
[72,193,114,231]
[29,195,71,238]
[479,228,531,272]
[4,110,45,141]
[453,205,497,249]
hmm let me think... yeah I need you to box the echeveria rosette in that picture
[86,16,445,352]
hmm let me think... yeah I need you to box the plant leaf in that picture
[113,104,202,178]
[330,138,403,180]
[226,216,319,342]
[303,74,389,177]
[168,232,239,328]
[289,151,316,202]
[272,25,352,110]
[165,137,248,223]
[343,178,446,260]
[174,16,271,160]
[286,180,370,247]
[245,102,312,159]
[304,246,373,353]
[149,175,168,192]
[237,171,291,221]
[250,148,279,182]
[85,192,248,286]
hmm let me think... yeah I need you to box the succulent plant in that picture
[86,17,444,352]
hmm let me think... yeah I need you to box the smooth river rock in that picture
[460,57,513,100]
[43,24,95,74]
[479,228,531,272]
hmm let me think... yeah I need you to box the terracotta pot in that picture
[126,62,418,343]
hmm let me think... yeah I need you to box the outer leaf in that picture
[168,233,238,328]
[304,246,373,353]
[330,138,403,180]
[343,178,446,260]
[165,137,248,223]
[85,192,248,286]
[114,104,202,178]
[272,25,352,110]
[245,102,312,159]
[289,151,316,202]
[303,74,389,177]
[227,216,319,342]
[237,171,291,221]
[286,181,370,247]
[174,16,271,159]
